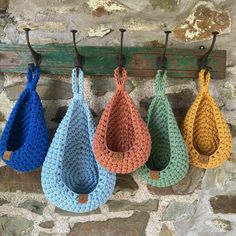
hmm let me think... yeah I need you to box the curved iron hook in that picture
[23,28,42,68]
[157,30,171,71]
[117,28,126,73]
[70,29,84,70]
[199,31,219,71]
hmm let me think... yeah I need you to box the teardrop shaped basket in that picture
[93,67,151,174]
[41,68,116,213]
[182,69,232,169]
[0,66,49,172]
[138,70,189,187]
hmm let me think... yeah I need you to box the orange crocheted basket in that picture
[182,69,232,169]
[94,67,151,174]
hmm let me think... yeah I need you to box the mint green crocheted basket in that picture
[137,70,189,187]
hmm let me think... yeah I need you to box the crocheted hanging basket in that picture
[42,68,116,213]
[0,66,49,172]
[182,69,232,169]
[94,67,151,174]
[138,70,189,187]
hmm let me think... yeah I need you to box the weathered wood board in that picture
[0,44,226,79]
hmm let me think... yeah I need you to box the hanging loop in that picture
[71,29,85,72]
[155,70,167,95]
[23,28,42,69]
[117,29,126,73]
[199,69,211,94]
[157,30,171,71]
[198,31,219,72]
[114,67,127,91]
[72,68,84,99]
[26,65,40,91]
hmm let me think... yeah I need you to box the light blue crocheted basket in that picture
[41,68,116,213]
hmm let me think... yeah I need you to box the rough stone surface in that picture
[228,123,236,137]
[0,74,4,92]
[18,200,46,215]
[174,1,231,42]
[0,0,8,11]
[114,174,139,195]
[150,0,178,11]
[17,21,66,32]
[211,218,232,232]
[0,111,5,121]
[210,195,236,214]
[55,207,101,216]
[107,199,159,212]
[159,224,173,236]
[0,198,9,206]
[139,96,153,120]
[0,0,236,235]
[90,77,135,96]
[167,89,196,125]
[39,221,55,229]
[162,201,198,221]
[0,215,33,235]
[4,80,72,100]
[39,232,51,236]
[68,212,150,236]
[51,105,68,123]
[148,166,204,195]
[0,166,42,193]
[88,25,113,37]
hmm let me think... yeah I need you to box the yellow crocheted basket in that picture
[182,69,232,169]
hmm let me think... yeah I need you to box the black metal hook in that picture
[157,30,171,70]
[198,31,219,71]
[23,28,42,68]
[117,29,126,72]
[71,29,84,71]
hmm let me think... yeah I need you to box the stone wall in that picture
[0,0,236,235]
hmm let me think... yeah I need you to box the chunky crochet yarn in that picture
[138,70,189,187]
[41,68,116,213]
[0,65,49,172]
[93,67,151,174]
[182,69,232,169]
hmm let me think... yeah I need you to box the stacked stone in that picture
[0,0,236,235]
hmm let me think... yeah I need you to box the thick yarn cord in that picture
[94,67,151,174]
[41,68,116,213]
[0,65,49,172]
[138,70,189,187]
[182,69,232,169]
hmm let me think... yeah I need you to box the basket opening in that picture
[6,91,32,151]
[106,94,135,152]
[146,102,171,171]
[193,97,219,156]
[62,103,98,194]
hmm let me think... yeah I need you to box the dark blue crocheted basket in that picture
[0,66,49,172]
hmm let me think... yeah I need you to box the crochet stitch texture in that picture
[94,67,151,174]
[182,69,232,169]
[138,70,189,187]
[41,68,116,213]
[0,66,49,172]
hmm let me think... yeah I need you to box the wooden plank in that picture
[0,44,226,79]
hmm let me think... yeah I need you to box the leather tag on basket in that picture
[199,154,209,164]
[3,151,11,161]
[78,194,88,204]
[113,152,124,160]
[150,170,160,180]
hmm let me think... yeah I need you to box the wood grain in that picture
[0,44,226,79]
